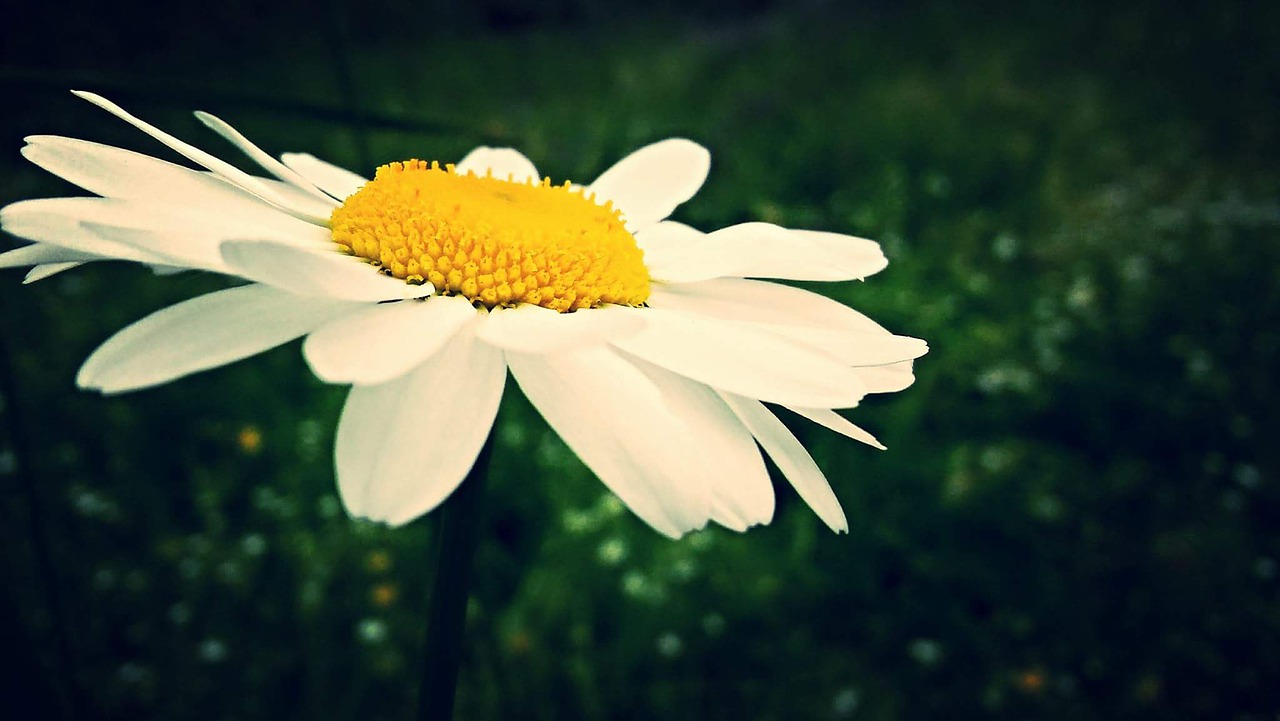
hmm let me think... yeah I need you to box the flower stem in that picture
[415,431,496,721]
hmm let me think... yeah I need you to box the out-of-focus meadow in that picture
[1,1,1277,719]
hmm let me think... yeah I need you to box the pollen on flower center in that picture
[329,160,650,312]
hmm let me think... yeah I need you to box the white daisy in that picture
[0,92,927,538]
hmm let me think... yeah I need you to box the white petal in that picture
[791,230,889,278]
[71,91,333,224]
[25,262,83,283]
[765,325,929,367]
[220,240,434,301]
[80,222,227,271]
[4,197,327,272]
[647,223,887,282]
[587,139,710,232]
[23,135,223,201]
[630,357,774,531]
[281,153,368,201]
[474,303,643,354]
[649,277,888,331]
[624,356,773,532]
[21,137,330,240]
[609,307,866,409]
[334,319,506,526]
[303,295,477,385]
[507,345,714,537]
[634,220,705,267]
[856,360,917,393]
[2,200,171,264]
[78,284,355,394]
[454,147,539,183]
[0,242,100,268]
[719,393,848,533]
[785,406,886,450]
[648,280,928,367]
[193,111,336,203]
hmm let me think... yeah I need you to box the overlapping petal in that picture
[25,262,84,283]
[78,284,356,394]
[455,146,539,183]
[587,139,710,232]
[720,392,849,533]
[785,406,886,450]
[220,240,435,302]
[645,222,887,282]
[0,242,99,268]
[610,307,867,409]
[855,360,917,393]
[474,303,643,354]
[648,278,927,367]
[507,345,716,538]
[194,111,334,202]
[304,295,476,385]
[281,153,368,200]
[335,320,506,526]
[71,91,334,223]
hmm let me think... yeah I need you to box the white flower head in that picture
[0,92,928,538]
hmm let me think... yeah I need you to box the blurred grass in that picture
[1,1,1278,720]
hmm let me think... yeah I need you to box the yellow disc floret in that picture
[329,160,650,312]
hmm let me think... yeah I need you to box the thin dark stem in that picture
[415,432,496,721]
[0,321,82,720]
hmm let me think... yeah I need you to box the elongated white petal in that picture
[785,406,886,450]
[304,295,476,385]
[648,281,927,367]
[720,393,848,533]
[71,92,333,224]
[25,262,83,283]
[23,135,223,201]
[587,139,710,233]
[220,240,434,301]
[648,223,886,282]
[0,242,100,268]
[765,325,929,367]
[791,229,889,278]
[474,303,643,354]
[856,360,916,393]
[649,277,889,331]
[335,320,506,525]
[79,222,227,271]
[455,147,539,183]
[4,196,327,272]
[21,137,331,240]
[629,356,774,531]
[281,153,368,201]
[193,111,335,203]
[2,201,171,264]
[610,307,866,409]
[507,345,714,537]
[77,284,355,394]
[634,220,705,267]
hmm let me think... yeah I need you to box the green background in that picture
[1,1,1277,719]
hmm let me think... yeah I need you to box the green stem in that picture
[415,431,496,721]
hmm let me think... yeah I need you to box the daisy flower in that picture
[0,92,927,538]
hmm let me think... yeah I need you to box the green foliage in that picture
[1,3,1277,720]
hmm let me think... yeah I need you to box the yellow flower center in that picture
[329,160,650,312]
